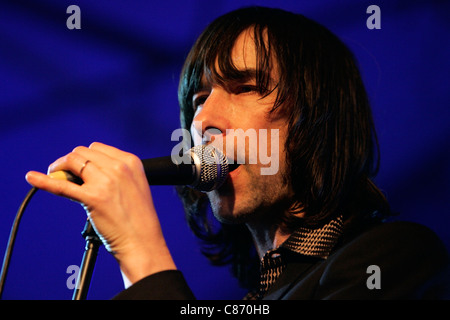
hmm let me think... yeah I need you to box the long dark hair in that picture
[176,6,391,290]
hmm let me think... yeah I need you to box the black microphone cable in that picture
[0,187,38,299]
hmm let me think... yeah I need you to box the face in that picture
[190,29,294,225]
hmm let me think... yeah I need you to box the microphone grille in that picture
[190,145,229,192]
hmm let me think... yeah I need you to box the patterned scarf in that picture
[246,215,344,299]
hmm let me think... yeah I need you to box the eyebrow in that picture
[197,68,274,92]
[228,68,261,82]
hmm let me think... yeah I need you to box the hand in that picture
[25,142,176,285]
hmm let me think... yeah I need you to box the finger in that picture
[88,142,143,172]
[84,143,151,198]
[47,152,87,175]
[25,171,86,203]
[72,145,119,172]
[48,151,88,174]
[71,145,137,182]
[88,142,127,158]
[47,150,101,184]
[73,143,146,188]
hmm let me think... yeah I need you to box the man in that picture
[25,7,448,299]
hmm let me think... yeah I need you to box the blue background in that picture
[0,0,448,299]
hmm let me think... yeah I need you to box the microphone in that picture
[49,145,234,192]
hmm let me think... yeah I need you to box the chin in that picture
[207,190,235,224]
[207,164,279,224]
[208,190,260,225]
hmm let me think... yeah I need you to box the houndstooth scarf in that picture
[247,215,344,299]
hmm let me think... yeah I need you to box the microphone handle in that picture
[141,156,196,185]
[48,157,197,186]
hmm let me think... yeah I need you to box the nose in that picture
[190,88,229,146]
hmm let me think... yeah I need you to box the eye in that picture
[192,93,209,111]
[235,85,257,94]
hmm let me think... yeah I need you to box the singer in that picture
[25,7,449,299]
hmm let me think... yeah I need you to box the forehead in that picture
[228,28,259,70]
[207,27,278,85]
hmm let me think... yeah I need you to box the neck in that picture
[245,201,305,259]
[246,219,291,259]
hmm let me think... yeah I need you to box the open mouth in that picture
[226,162,242,183]
[228,161,241,173]
[215,164,240,195]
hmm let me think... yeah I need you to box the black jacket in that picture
[113,221,449,300]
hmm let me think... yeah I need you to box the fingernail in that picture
[25,171,36,184]
[47,163,54,175]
